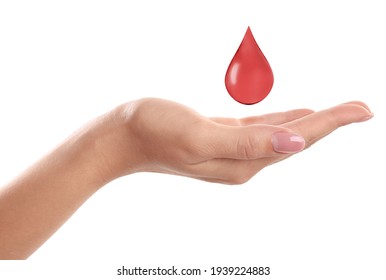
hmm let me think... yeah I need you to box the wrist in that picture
[82,103,141,186]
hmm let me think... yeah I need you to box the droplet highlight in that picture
[225,27,274,105]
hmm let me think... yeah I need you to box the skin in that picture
[0,98,373,259]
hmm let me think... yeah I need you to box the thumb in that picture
[206,124,305,160]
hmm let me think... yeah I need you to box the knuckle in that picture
[236,133,258,160]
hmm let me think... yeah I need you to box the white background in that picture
[0,0,385,279]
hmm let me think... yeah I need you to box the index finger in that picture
[283,102,373,147]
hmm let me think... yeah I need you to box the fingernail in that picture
[272,132,305,153]
[358,113,374,122]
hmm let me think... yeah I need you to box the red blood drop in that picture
[225,27,274,105]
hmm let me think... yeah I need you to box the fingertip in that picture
[357,112,374,122]
[343,101,372,114]
[331,103,374,125]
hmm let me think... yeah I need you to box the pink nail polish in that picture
[272,132,305,153]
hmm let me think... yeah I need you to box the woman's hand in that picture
[0,98,372,259]
[101,98,373,184]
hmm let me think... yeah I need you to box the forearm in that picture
[0,110,125,259]
[0,98,372,259]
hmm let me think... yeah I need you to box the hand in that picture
[101,98,373,184]
[0,98,372,259]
